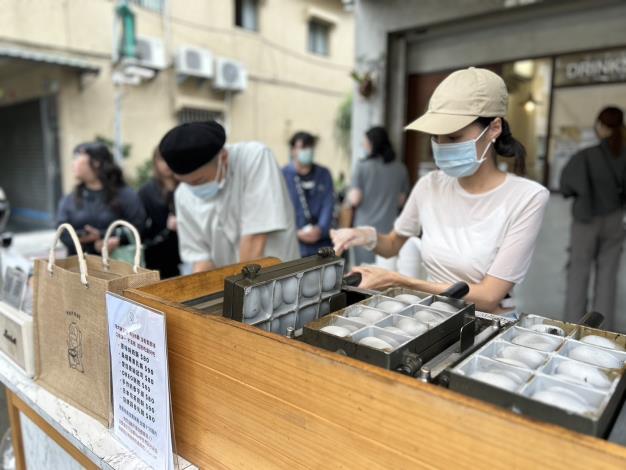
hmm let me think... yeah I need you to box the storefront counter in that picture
[0,352,196,470]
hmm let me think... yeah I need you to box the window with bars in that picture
[177,108,225,126]
[235,0,259,32]
[129,0,164,13]
[308,20,330,56]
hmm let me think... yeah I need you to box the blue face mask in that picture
[188,158,225,201]
[297,148,314,166]
[431,125,492,178]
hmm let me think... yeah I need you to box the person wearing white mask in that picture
[331,67,549,314]
[282,131,336,257]
[158,121,299,272]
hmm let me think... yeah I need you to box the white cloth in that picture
[394,171,549,286]
[396,236,422,279]
[375,254,397,271]
[175,142,300,267]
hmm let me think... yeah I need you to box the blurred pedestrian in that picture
[158,121,299,272]
[138,149,181,278]
[335,171,347,205]
[282,131,335,257]
[56,142,146,255]
[561,106,626,329]
[348,126,410,265]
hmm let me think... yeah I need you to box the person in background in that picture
[334,171,347,205]
[158,121,299,272]
[561,106,626,330]
[282,131,335,257]
[56,142,146,255]
[138,149,181,278]
[348,126,410,266]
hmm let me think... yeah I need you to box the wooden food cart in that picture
[124,260,626,469]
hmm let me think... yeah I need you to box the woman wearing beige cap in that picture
[331,67,549,314]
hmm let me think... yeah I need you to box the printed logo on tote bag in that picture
[67,321,84,373]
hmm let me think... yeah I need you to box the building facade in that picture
[0,0,354,228]
[353,0,626,187]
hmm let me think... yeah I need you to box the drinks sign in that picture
[555,48,626,87]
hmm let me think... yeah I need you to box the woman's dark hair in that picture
[152,147,177,203]
[597,106,625,157]
[289,131,317,148]
[73,142,125,213]
[475,117,526,175]
[365,126,395,164]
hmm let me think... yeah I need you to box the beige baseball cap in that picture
[405,67,509,135]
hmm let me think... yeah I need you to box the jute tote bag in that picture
[33,221,160,426]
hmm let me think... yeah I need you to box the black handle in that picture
[241,264,262,279]
[342,272,362,287]
[577,311,604,329]
[317,247,336,258]
[439,282,469,300]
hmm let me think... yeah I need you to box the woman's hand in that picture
[330,226,377,255]
[298,225,322,244]
[166,214,177,232]
[79,225,100,244]
[94,236,120,254]
[351,266,404,290]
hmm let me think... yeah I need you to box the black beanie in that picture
[158,121,226,175]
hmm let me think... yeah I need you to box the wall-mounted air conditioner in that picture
[175,46,214,79]
[135,36,167,70]
[213,58,248,92]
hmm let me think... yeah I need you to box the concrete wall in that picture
[0,0,354,192]
[353,0,626,170]
[407,2,626,74]
[352,0,506,167]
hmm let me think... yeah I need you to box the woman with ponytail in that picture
[561,106,626,330]
[332,67,549,314]
[56,142,146,255]
[348,126,410,266]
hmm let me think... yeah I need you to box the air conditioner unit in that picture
[214,58,248,92]
[175,46,214,79]
[135,36,167,70]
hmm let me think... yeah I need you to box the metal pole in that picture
[114,84,124,164]
[113,0,122,164]
[543,56,557,189]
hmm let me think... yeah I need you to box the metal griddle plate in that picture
[183,292,224,315]
[609,398,626,445]
[444,314,626,437]
[302,296,476,372]
[422,312,509,381]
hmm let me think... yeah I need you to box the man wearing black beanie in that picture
[158,120,299,272]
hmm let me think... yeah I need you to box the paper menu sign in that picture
[106,293,176,470]
[1,266,28,311]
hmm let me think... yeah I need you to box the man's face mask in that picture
[431,124,493,178]
[188,156,225,201]
[297,148,314,166]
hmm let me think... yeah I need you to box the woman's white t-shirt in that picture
[394,171,549,288]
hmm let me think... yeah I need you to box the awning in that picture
[0,45,100,74]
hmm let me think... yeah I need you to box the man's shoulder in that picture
[174,183,193,204]
[314,163,332,178]
[229,141,276,171]
[138,178,158,196]
[282,163,296,176]
[228,141,270,158]
[117,184,140,200]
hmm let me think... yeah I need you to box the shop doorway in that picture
[0,98,61,230]
[547,47,626,189]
